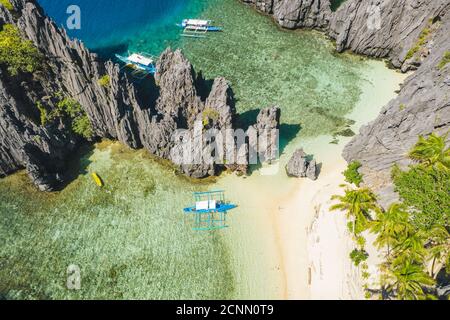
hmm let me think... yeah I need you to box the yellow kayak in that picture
[91,172,104,187]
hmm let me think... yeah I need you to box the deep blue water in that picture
[37,0,208,56]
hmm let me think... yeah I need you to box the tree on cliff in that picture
[0,24,42,76]
[408,133,450,171]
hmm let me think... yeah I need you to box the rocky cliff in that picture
[0,0,279,190]
[343,7,450,207]
[242,0,449,67]
[1,0,159,190]
[243,0,450,205]
[241,0,331,29]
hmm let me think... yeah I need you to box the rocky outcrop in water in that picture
[286,148,318,180]
[243,0,450,205]
[0,0,281,189]
[250,106,281,164]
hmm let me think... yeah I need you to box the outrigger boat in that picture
[177,19,222,38]
[115,52,157,78]
[183,191,237,231]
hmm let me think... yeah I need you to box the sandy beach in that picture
[219,60,408,299]
[274,61,409,300]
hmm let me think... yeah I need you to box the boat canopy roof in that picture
[184,19,211,26]
[128,54,154,66]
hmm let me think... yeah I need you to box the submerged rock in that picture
[286,149,318,181]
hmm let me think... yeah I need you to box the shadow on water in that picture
[94,42,130,61]
[237,111,301,176]
[88,40,161,110]
[245,123,301,175]
[135,76,160,113]
[196,71,215,102]
[59,143,96,190]
[235,109,260,131]
[279,123,302,155]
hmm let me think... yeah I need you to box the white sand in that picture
[276,61,408,299]
[219,60,408,299]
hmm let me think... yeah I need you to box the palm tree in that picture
[331,187,378,235]
[426,225,450,278]
[370,203,411,258]
[387,259,435,300]
[392,230,427,266]
[408,133,450,171]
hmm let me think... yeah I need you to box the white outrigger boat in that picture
[177,19,222,38]
[115,52,157,78]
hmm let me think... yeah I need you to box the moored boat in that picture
[177,19,222,38]
[115,53,157,75]
[183,191,237,231]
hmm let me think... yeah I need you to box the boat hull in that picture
[176,24,222,32]
[115,54,157,74]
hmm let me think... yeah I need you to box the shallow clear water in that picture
[0,143,234,299]
[0,0,400,299]
[180,0,363,137]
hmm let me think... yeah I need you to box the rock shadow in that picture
[58,143,96,190]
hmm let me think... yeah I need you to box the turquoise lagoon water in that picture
[38,0,208,55]
[0,0,393,299]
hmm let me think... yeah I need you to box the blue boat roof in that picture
[184,203,237,214]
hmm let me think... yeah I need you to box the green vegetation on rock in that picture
[56,97,94,139]
[202,108,220,127]
[405,24,432,60]
[343,161,363,187]
[393,165,449,230]
[98,75,111,88]
[408,133,450,170]
[36,96,93,139]
[0,24,42,76]
[36,101,49,126]
[332,133,450,300]
[392,133,450,230]
[438,51,450,70]
[0,0,13,11]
